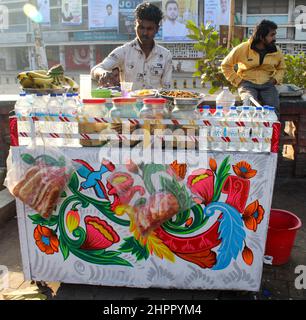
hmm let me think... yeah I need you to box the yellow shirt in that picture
[221,39,286,87]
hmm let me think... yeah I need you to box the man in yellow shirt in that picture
[221,20,286,116]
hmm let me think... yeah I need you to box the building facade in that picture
[0,0,305,89]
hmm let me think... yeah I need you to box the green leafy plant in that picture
[186,21,235,94]
[283,53,306,89]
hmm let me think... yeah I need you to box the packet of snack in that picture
[108,160,193,236]
[5,145,76,219]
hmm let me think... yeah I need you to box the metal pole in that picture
[227,0,235,49]
[31,0,48,69]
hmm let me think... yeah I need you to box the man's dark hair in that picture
[165,0,179,10]
[106,4,112,10]
[251,19,278,43]
[135,2,163,26]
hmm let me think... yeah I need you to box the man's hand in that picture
[98,68,120,87]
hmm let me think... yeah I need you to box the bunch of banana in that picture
[17,64,79,92]
[17,70,50,89]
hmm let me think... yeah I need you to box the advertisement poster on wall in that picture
[204,0,230,29]
[37,0,51,25]
[61,0,82,25]
[119,0,142,34]
[0,5,9,30]
[88,0,119,29]
[294,5,306,40]
[65,46,103,70]
[162,0,197,41]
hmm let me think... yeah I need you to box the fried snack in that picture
[160,90,200,98]
[12,165,67,219]
[135,89,154,96]
[135,192,180,236]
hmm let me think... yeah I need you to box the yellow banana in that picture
[64,76,79,89]
[50,83,62,90]
[32,69,48,75]
[27,71,54,80]
[20,77,34,88]
[17,72,28,81]
[31,76,54,87]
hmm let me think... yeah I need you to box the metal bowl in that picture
[158,90,203,101]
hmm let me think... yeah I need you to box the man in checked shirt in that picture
[91,2,173,90]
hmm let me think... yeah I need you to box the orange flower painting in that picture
[34,225,59,255]
[243,200,265,231]
[232,161,257,179]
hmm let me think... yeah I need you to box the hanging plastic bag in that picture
[107,159,192,236]
[5,143,76,219]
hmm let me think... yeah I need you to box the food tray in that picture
[130,89,158,98]
[158,90,204,101]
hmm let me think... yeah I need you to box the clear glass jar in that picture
[79,98,109,147]
[109,97,138,118]
[140,98,168,141]
[139,98,168,119]
[171,98,200,119]
[171,98,200,150]
[109,97,139,147]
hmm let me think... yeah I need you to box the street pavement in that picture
[0,176,306,300]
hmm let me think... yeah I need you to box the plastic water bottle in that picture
[15,93,32,145]
[15,93,31,116]
[62,93,79,146]
[31,93,49,141]
[31,93,46,116]
[46,93,63,146]
[238,106,252,151]
[226,106,239,151]
[200,105,212,150]
[56,93,64,103]
[211,106,225,151]
[216,87,235,114]
[263,105,270,116]
[252,107,264,152]
[268,106,278,122]
[262,106,278,152]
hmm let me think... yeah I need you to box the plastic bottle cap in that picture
[36,93,43,96]
[82,98,106,104]
[50,93,57,97]
[203,105,210,109]
[243,106,249,110]
[112,97,137,103]
[143,98,167,104]
[19,93,26,96]
[66,93,74,97]
[216,105,223,109]
[256,107,262,110]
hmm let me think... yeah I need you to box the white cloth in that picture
[162,19,188,38]
[91,38,173,90]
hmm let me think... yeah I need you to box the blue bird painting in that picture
[74,159,115,200]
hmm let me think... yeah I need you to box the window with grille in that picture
[247,0,288,14]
